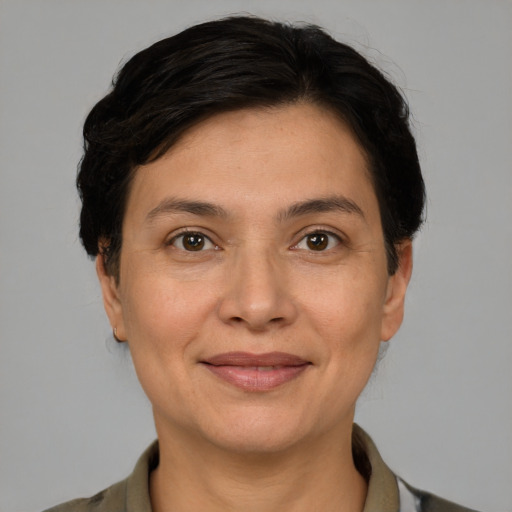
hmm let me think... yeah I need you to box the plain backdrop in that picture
[1,1,511,511]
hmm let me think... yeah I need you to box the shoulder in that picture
[399,479,481,512]
[42,479,127,512]
[353,425,480,512]
[41,441,157,512]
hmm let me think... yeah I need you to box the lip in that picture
[200,351,311,392]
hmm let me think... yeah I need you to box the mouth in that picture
[200,352,312,391]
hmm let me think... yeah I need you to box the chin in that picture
[209,426,305,455]
[197,406,323,455]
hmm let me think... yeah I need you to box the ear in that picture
[96,253,127,342]
[380,240,413,342]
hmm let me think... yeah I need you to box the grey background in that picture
[1,1,511,511]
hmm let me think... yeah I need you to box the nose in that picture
[217,248,298,331]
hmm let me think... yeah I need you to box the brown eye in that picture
[294,231,341,252]
[171,232,214,251]
[306,233,329,251]
[183,233,204,251]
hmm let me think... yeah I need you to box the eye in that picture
[170,231,216,251]
[294,231,341,252]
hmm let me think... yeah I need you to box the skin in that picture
[97,103,413,512]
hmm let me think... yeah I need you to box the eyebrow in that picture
[277,196,364,222]
[145,198,229,223]
[145,195,364,224]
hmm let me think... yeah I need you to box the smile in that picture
[200,352,311,391]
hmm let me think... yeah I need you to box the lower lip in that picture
[202,364,309,391]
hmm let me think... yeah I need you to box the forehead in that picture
[125,103,378,223]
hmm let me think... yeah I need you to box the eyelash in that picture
[292,230,343,252]
[167,230,217,252]
[167,228,343,253]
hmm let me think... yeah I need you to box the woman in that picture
[46,16,477,512]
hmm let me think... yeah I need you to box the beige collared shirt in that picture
[44,425,477,512]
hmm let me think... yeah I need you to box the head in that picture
[80,16,425,453]
[78,15,425,280]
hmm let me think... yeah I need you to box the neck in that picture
[150,421,367,512]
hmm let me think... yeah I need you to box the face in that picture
[98,103,412,453]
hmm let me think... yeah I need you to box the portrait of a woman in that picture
[41,14,473,512]
[1,3,510,512]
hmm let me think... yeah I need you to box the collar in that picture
[352,424,400,511]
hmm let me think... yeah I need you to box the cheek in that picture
[300,268,386,391]
[119,274,214,409]
[301,268,387,344]
[120,270,214,352]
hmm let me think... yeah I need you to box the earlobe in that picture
[96,254,127,341]
[380,241,413,342]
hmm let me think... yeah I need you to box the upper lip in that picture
[201,351,310,367]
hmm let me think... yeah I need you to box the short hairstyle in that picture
[78,15,425,277]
